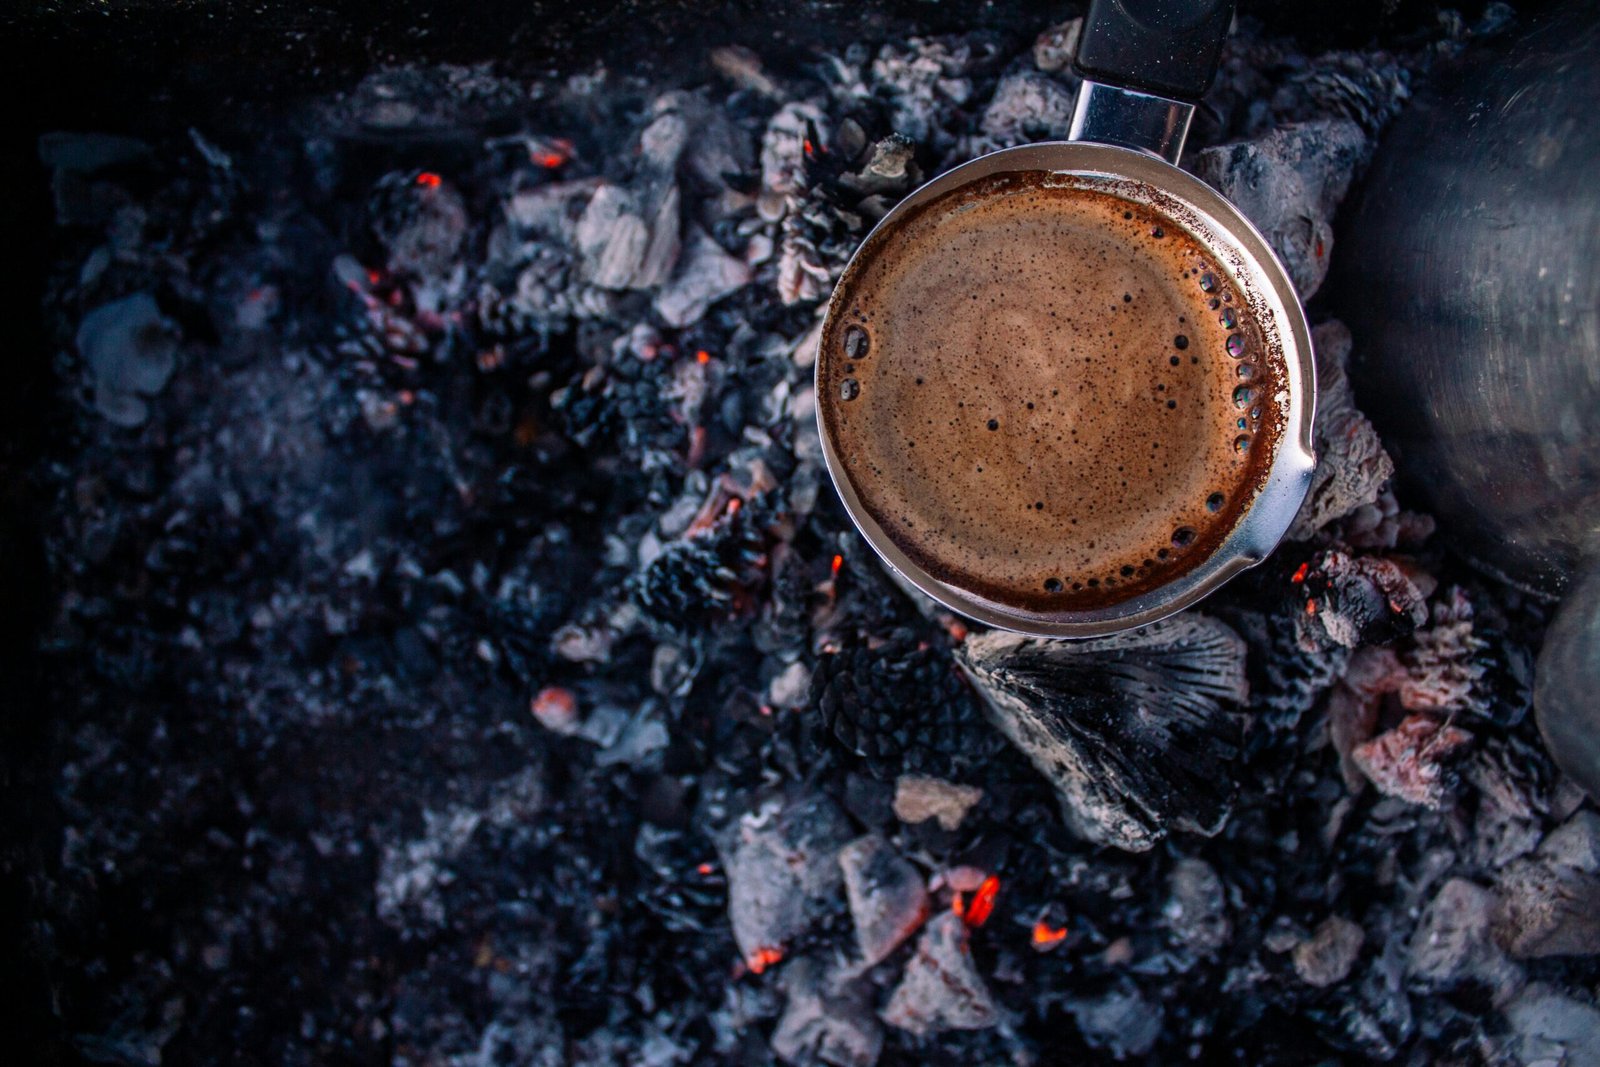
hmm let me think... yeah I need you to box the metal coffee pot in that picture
[1335,1,1600,799]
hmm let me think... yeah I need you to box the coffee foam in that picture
[819,171,1284,615]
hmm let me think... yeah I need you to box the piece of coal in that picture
[1351,713,1473,810]
[1192,120,1368,299]
[881,911,1000,1036]
[1407,878,1524,999]
[1493,812,1600,959]
[1285,320,1395,541]
[770,958,884,1067]
[1066,984,1163,1059]
[838,835,929,968]
[75,292,179,427]
[1163,857,1231,959]
[717,789,854,969]
[956,615,1248,852]
[1294,550,1429,650]
[1293,916,1365,988]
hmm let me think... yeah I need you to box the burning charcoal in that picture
[771,958,884,1067]
[869,37,984,155]
[1191,120,1368,299]
[1351,713,1473,809]
[1308,934,1416,1060]
[759,102,827,220]
[576,182,681,290]
[1065,984,1163,1059]
[1276,51,1413,136]
[531,685,581,735]
[1294,550,1429,650]
[374,768,544,931]
[75,292,179,427]
[1032,18,1082,73]
[1407,878,1524,999]
[1492,813,1600,959]
[1468,736,1553,868]
[838,835,930,967]
[811,630,1004,782]
[1286,321,1394,541]
[881,912,1001,1036]
[1163,857,1231,959]
[368,170,468,280]
[718,790,854,970]
[1334,485,1437,552]
[776,222,833,307]
[654,225,753,328]
[967,71,1077,154]
[1226,606,1351,728]
[1292,916,1365,988]
[892,775,983,832]
[1497,984,1600,1067]
[1401,586,1533,725]
[956,616,1248,852]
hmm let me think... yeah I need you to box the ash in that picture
[16,5,1600,1065]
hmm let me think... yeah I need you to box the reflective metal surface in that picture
[1068,79,1195,165]
[1337,2,1600,599]
[1536,564,1600,801]
[815,140,1316,638]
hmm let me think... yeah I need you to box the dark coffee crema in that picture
[819,170,1285,615]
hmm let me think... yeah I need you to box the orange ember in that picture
[696,349,711,364]
[1306,598,1318,615]
[1291,561,1309,584]
[415,171,442,189]
[1032,920,1068,948]
[747,946,784,974]
[830,554,844,579]
[963,875,1000,928]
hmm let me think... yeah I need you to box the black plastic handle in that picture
[1073,0,1235,102]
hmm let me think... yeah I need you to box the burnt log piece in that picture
[956,615,1248,852]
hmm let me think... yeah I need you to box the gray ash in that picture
[8,4,1598,1066]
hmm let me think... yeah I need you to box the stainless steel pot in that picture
[1336,0,1600,799]
[815,0,1316,638]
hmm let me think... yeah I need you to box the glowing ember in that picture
[696,862,714,876]
[1306,599,1319,615]
[414,171,442,189]
[1031,920,1068,949]
[530,686,579,734]
[962,875,1000,928]
[1291,561,1310,584]
[830,553,843,579]
[695,349,711,364]
[746,946,784,974]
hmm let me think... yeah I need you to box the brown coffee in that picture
[818,171,1284,615]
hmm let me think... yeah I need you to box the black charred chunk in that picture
[810,629,1003,782]
[553,358,683,455]
[957,616,1249,852]
[633,496,774,630]
[1294,549,1429,650]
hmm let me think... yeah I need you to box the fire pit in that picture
[4,2,1598,1064]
